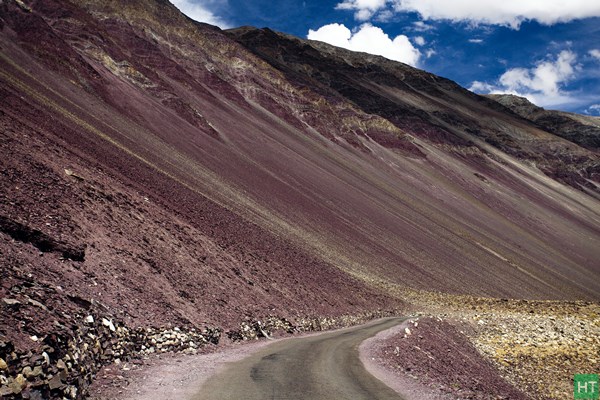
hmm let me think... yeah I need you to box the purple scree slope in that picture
[0,0,599,397]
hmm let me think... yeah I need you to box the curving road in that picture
[193,317,406,400]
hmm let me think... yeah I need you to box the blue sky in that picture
[172,0,600,115]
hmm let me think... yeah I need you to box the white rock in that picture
[2,298,20,306]
[102,318,116,332]
[404,327,412,336]
[84,315,94,324]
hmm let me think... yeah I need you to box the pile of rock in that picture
[472,308,600,399]
[227,316,296,341]
[226,310,392,341]
[136,326,221,356]
[0,314,221,399]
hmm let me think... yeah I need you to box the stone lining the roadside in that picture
[1,309,397,399]
[225,310,395,341]
[0,313,221,400]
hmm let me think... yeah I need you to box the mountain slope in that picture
[1,0,599,318]
[228,27,600,194]
[1,0,600,397]
[486,93,600,150]
[1,0,398,337]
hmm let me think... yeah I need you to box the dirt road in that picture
[192,317,406,400]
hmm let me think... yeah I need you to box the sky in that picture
[171,0,600,115]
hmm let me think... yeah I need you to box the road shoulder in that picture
[87,339,274,400]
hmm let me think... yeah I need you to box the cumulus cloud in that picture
[391,0,600,28]
[307,23,421,66]
[335,0,600,28]
[170,0,230,28]
[469,50,581,108]
[498,51,577,95]
[589,49,600,60]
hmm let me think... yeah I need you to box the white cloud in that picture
[413,36,425,46]
[468,38,484,44]
[469,81,495,92]
[412,21,433,31]
[585,104,600,115]
[307,23,354,49]
[307,23,421,66]
[335,0,388,21]
[374,9,395,22]
[170,0,230,28]
[589,49,600,60]
[469,51,581,108]
[499,51,577,95]
[335,0,600,28]
[390,0,600,29]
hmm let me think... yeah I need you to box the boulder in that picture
[47,374,64,390]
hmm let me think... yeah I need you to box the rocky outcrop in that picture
[0,216,85,262]
[487,94,600,150]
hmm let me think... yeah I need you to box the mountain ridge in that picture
[486,93,600,150]
[228,26,599,193]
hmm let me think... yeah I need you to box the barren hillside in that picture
[0,0,599,398]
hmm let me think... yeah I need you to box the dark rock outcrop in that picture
[487,94,600,150]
